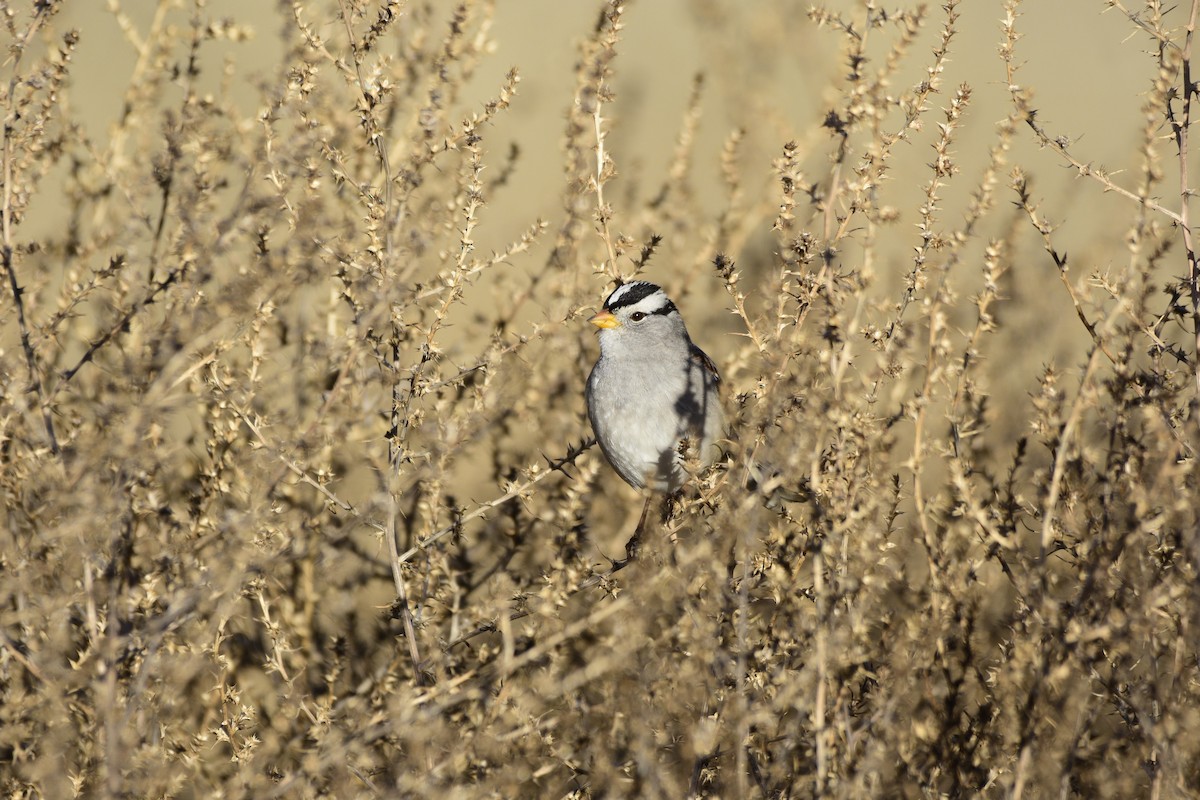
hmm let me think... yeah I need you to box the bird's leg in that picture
[619,494,654,566]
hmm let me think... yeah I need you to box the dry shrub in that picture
[1,1,1198,797]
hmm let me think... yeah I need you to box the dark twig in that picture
[1175,0,1200,396]
[445,491,658,651]
[56,264,186,386]
[2,5,59,455]
[398,438,596,565]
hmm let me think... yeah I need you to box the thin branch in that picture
[2,4,60,455]
[55,263,186,387]
[1039,306,1120,553]
[1012,171,1119,365]
[397,438,595,565]
[1002,2,1185,227]
[1177,0,1200,395]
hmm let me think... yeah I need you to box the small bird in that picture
[586,281,725,554]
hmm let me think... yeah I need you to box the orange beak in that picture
[588,309,620,329]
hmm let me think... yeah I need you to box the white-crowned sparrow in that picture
[586,281,725,493]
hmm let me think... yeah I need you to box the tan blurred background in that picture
[53,0,1152,259]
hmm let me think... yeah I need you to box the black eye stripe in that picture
[649,301,676,316]
[626,301,675,323]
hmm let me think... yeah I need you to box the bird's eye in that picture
[630,311,646,322]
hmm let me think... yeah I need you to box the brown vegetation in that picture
[1,1,1198,797]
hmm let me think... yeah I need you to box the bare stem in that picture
[2,5,60,456]
[594,102,619,276]
[1179,0,1200,396]
[397,439,595,565]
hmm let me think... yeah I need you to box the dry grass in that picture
[2,0,1199,797]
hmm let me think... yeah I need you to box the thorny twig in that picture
[2,5,60,455]
[1173,0,1200,396]
[397,438,596,565]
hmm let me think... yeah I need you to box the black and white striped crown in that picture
[603,281,677,316]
